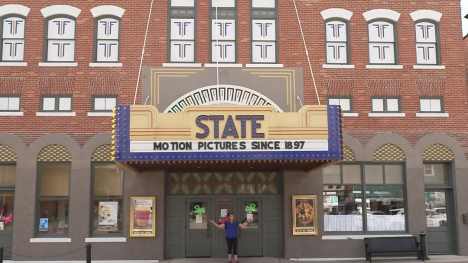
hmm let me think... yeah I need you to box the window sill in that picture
[89,63,123,67]
[413,65,445,70]
[36,112,76,116]
[245,64,284,68]
[368,113,406,117]
[0,112,24,116]
[204,63,243,68]
[343,113,358,117]
[85,237,126,243]
[87,112,113,117]
[366,65,403,69]
[416,112,449,117]
[0,62,27,66]
[39,62,78,67]
[162,63,202,68]
[30,238,71,243]
[323,64,355,69]
[323,234,411,240]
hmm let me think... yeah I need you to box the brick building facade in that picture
[0,0,467,261]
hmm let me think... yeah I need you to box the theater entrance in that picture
[165,172,283,259]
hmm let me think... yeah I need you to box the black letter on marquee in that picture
[236,115,251,138]
[222,115,239,138]
[251,115,265,138]
[196,115,209,139]
[208,115,224,138]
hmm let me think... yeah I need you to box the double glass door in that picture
[186,197,263,258]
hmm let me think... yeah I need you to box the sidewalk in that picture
[161,255,468,263]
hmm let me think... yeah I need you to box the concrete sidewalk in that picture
[160,255,468,263]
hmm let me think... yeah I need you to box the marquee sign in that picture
[111,105,343,172]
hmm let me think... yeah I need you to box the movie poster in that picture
[98,201,118,231]
[292,195,317,235]
[130,197,156,237]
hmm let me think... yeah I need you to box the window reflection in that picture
[425,191,447,228]
[323,186,363,231]
[366,185,405,231]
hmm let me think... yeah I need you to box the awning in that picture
[111,105,343,173]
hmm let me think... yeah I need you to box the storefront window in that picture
[0,165,15,233]
[37,164,70,236]
[424,164,448,184]
[92,163,123,236]
[323,163,406,233]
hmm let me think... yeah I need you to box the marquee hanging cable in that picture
[133,0,155,105]
[216,0,220,105]
[292,0,321,105]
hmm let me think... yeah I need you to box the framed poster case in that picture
[130,197,156,237]
[292,195,317,235]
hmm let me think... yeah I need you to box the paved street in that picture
[160,255,468,263]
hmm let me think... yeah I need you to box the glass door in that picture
[236,198,262,256]
[185,199,212,257]
[425,190,454,254]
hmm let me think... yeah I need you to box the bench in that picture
[364,236,424,262]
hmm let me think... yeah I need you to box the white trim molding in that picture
[363,9,401,22]
[366,65,403,69]
[343,113,359,117]
[0,4,30,17]
[85,237,126,243]
[36,112,76,117]
[0,62,27,66]
[204,63,243,68]
[0,112,23,116]
[162,63,202,68]
[323,64,355,69]
[321,8,353,21]
[368,113,406,117]
[39,62,78,67]
[87,112,113,117]
[416,113,449,117]
[323,234,412,240]
[41,5,81,18]
[90,5,125,18]
[410,10,442,22]
[30,238,71,243]
[245,64,284,68]
[413,65,445,70]
[89,63,123,67]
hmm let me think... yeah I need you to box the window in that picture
[41,95,72,112]
[0,165,15,235]
[325,19,349,64]
[371,97,400,113]
[92,163,123,236]
[415,21,439,65]
[420,97,443,113]
[324,163,406,233]
[94,17,120,62]
[424,164,448,184]
[45,16,76,62]
[37,164,70,236]
[211,0,237,63]
[328,97,352,113]
[251,0,277,63]
[0,96,20,112]
[169,1,196,62]
[368,20,397,64]
[92,96,117,112]
[1,16,25,61]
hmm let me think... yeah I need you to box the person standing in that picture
[210,213,249,263]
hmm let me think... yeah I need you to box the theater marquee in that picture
[111,105,343,172]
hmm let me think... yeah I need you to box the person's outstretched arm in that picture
[209,219,225,229]
[239,220,251,228]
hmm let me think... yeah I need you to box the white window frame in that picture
[40,95,73,112]
[0,5,30,64]
[0,95,20,112]
[371,97,401,113]
[251,0,278,64]
[92,96,118,112]
[168,1,196,63]
[419,97,443,113]
[321,8,353,66]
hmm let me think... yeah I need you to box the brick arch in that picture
[37,144,71,162]
[0,144,17,162]
[373,144,405,162]
[423,144,454,162]
[91,144,112,162]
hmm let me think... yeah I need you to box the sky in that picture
[462,0,468,36]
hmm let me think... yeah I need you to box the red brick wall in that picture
[1,0,467,151]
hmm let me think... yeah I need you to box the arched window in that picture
[40,5,81,63]
[411,10,442,66]
[0,4,30,62]
[321,8,353,65]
